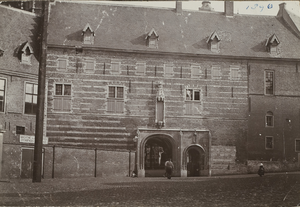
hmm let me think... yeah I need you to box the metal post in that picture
[32,1,48,183]
[94,148,97,177]
[52,145,55,179]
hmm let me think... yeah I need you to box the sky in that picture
[98,1,300,16]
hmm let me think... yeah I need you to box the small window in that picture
[58,59,67,70]
[165,65,173,77]
[85,59,95,72]
[186,89,200,101]
[265,71,274,95]
[53,84,72,112]
[16,126,25,134]
[265,136,274,149]
[82,23,95,45]
[0,78,6,112]
[111,62,120,74]
[25,83,38,115]
[211,66,221,79]
[230,67,239,80]
[20,42,33,64]
[265,111,274,127]
[136,63,146,75]
[295,139,300,152]
[107,86,124,113]
[191,66,201,78]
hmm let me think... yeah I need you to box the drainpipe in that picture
[208,131,212,177]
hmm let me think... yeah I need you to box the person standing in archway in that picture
[165,158,174,179]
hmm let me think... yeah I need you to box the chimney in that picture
[199,1,214,11]
[277,3,286,17]
[224,1,234,17]
[176,1,182,14]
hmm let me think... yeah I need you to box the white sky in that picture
[98,1,300,16]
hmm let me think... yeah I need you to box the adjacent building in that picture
[0,5,41,178]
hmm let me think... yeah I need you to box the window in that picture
[82,23,95,45]
[265,111,274,127]
[186,89,200,101]
[53,84,71,112]
[296,139,300,152]
[136,63,146,75]
[230,67,239,80]
[265,71,274,95]
[111,62,120,74]
[16,126,25,134]
[85,59,95,72]
[185,89,201,115]
[25,83,38,115]
[107,86,124,113]
[0,79,5,112]
[58,59,67,70]
[191,66,201,78]
[265,136,274,149]
[165,64,173,77]
[20,42,33,64]
[211,66,221,79]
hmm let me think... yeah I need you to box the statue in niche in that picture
[156,82,164,102]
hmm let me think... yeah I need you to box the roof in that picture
[47,2,300,60]
[0,5,40,74]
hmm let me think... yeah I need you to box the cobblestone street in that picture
[1,172,300,206]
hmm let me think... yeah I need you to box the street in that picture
[1,173,300,206]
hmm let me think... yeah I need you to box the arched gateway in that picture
[139,134,176,177]
[184,145,205,177]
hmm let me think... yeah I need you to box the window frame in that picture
[265,136,274,150]
[21,47,32,65]
[85,58,95,73]
[295,139,300,152]
[230,66,240,80]
[0,78,7,113]
[57,58,68,71]
[53,83,72,112]
[136,62,146,76]
[264,70,274,95]
[211,66,221,79]
[107,86,125,114]
[191,65,201,79]
[24,82,38,115]
[185,89,201,102]
[265,111,274,128]
[111,61,121,74]
[164,64,174,77]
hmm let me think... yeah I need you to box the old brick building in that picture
[0,5,42,178]
[1,1,300,179]
[42,1,300,178]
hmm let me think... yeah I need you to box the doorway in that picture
[187,146,205,177]
[144,137,172,177]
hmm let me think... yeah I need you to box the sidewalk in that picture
[1,171,299,194]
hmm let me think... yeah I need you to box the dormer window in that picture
[20,42,33,64]
[82,23,95,45]
[265,34,280,55]
[145,28,159,48]
[206,31,221,52]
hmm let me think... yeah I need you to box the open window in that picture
[145,28,159,48]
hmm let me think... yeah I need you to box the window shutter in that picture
[186,102,193,115]
[107,99,115,112]
[54,97,63,111]
[115,100,124,113]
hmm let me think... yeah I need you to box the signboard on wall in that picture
[20,135,48,145]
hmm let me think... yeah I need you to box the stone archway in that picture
[139,134,175,177]
[184,145,205,177]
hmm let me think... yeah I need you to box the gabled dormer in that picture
[145,28,159,48]
[82,23,95,45]
[265,34,280,55]
[206,31,221,52]
[20,42,33,64]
